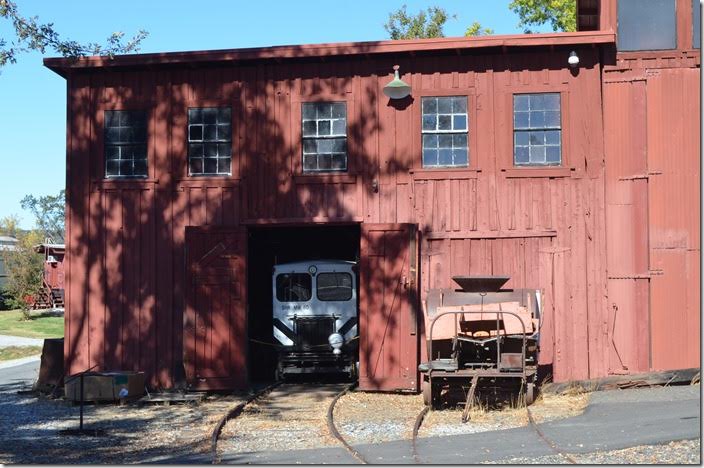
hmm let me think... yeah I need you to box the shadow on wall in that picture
[66,45,424,392]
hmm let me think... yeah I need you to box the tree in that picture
[0,0,148,68]
[0,218,43,319]
[509,0,577,33]
[385,5,493,40]
[384,5,452,40]
[465,22,494,37]
[0,214,21,238]
[20,190,65,242]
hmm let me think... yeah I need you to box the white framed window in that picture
[302,102,347,172]
[188,107,232,176]
[513,93,561,166]
[421,96,468,168]
[104,110,148,178]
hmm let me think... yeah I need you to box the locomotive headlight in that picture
[328,333,344,355]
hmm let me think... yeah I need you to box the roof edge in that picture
[44,31,615,77]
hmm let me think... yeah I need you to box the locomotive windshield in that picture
[276,273,312,302]
[317,272,353,301]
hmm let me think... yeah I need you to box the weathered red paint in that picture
[184,227,247,390]
[45,20,698,389]
[359,224,419,392]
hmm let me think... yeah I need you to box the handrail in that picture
[427,310,529,379]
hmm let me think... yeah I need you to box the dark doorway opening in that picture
[246,224,361,384]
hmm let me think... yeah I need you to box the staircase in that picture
[32,282,64,310]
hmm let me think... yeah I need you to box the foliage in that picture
[384,5,453,39]
[465,22,494,37]
[0,214,21,238]
[0,218,44,320]
[0,309,64,338]
[0,0,148,68]
[509,0,577,33]
[20,190,65,242]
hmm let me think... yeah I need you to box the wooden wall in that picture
[603,53,701,374]
[63,46,614,387]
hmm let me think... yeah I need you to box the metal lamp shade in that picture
[383,67,411,99]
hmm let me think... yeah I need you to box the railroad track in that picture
[213,382,577,464]
[211,381,370,464]
[411,393,578,464]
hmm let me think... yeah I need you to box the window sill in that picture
[410,168,481,180]
[501,167,573,178]
[294,174,357,184]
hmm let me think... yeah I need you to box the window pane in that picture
[452,149,468,166]
[452,97,467,113]
[438,115,452,130]
[189,108,203,124]
[694,0,701,48]
[545,111,561,127]
[438,97,452,113]
[317,273,353,301]
[546,146,561,164]
[301,101,348,173]
[438,134,452,148]
[302,120,317,136]
[332,103,346,119]
[529,111,545,128]
[189,125,203,141]
[453,114,467,131]
[530,146,546,163]
[438,149,453,165]
[303,154,317,171]
[104,110,148,177]
[545,130,561,145]
[188,107,232,175]
[201,108,216,124]
[514,95,530,112]
[218,143,231,157]
[317,102,332,118]
[423,134,438,148]
[318,120,331,135]
[515,146,529,164]
[421,96,469,168]
[618,0,676,51]
[218,158,231,174]
[302,104,316,120]
[423,149,438,166]
[422,115,437,131]
[514,112,530,129]
[332,119,346,135]
[276,273,312,302]
[422,97,437,115]
[515,132,529,146]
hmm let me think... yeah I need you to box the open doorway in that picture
[247,224,361,384]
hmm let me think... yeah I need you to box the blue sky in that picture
[0,0,546,228]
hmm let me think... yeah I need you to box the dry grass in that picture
[0,345,42,361]
[528,390,591,424]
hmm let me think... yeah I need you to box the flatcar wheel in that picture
[422,380,432,407]
[526,382,535,406]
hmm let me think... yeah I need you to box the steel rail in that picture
[526,405,578,464]
[326,382,370,464]
[210,381,282,464]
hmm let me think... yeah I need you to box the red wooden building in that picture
[45,0,699,391]
[33,243,66,309]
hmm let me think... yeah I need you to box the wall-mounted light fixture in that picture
[568,50,580,68]
[383,65,412,99]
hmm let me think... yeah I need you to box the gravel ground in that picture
[334,392,425,444]
[217,383,346,455]
[0,389,246,464]
[333,387,591,442]
[490,439,701,464]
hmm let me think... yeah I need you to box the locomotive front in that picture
[272,260,358,378]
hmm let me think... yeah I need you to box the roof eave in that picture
[43,30,615,78]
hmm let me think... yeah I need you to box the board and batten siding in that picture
[63,47,615,388]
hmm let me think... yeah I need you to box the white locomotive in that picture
[272,260,358,378]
